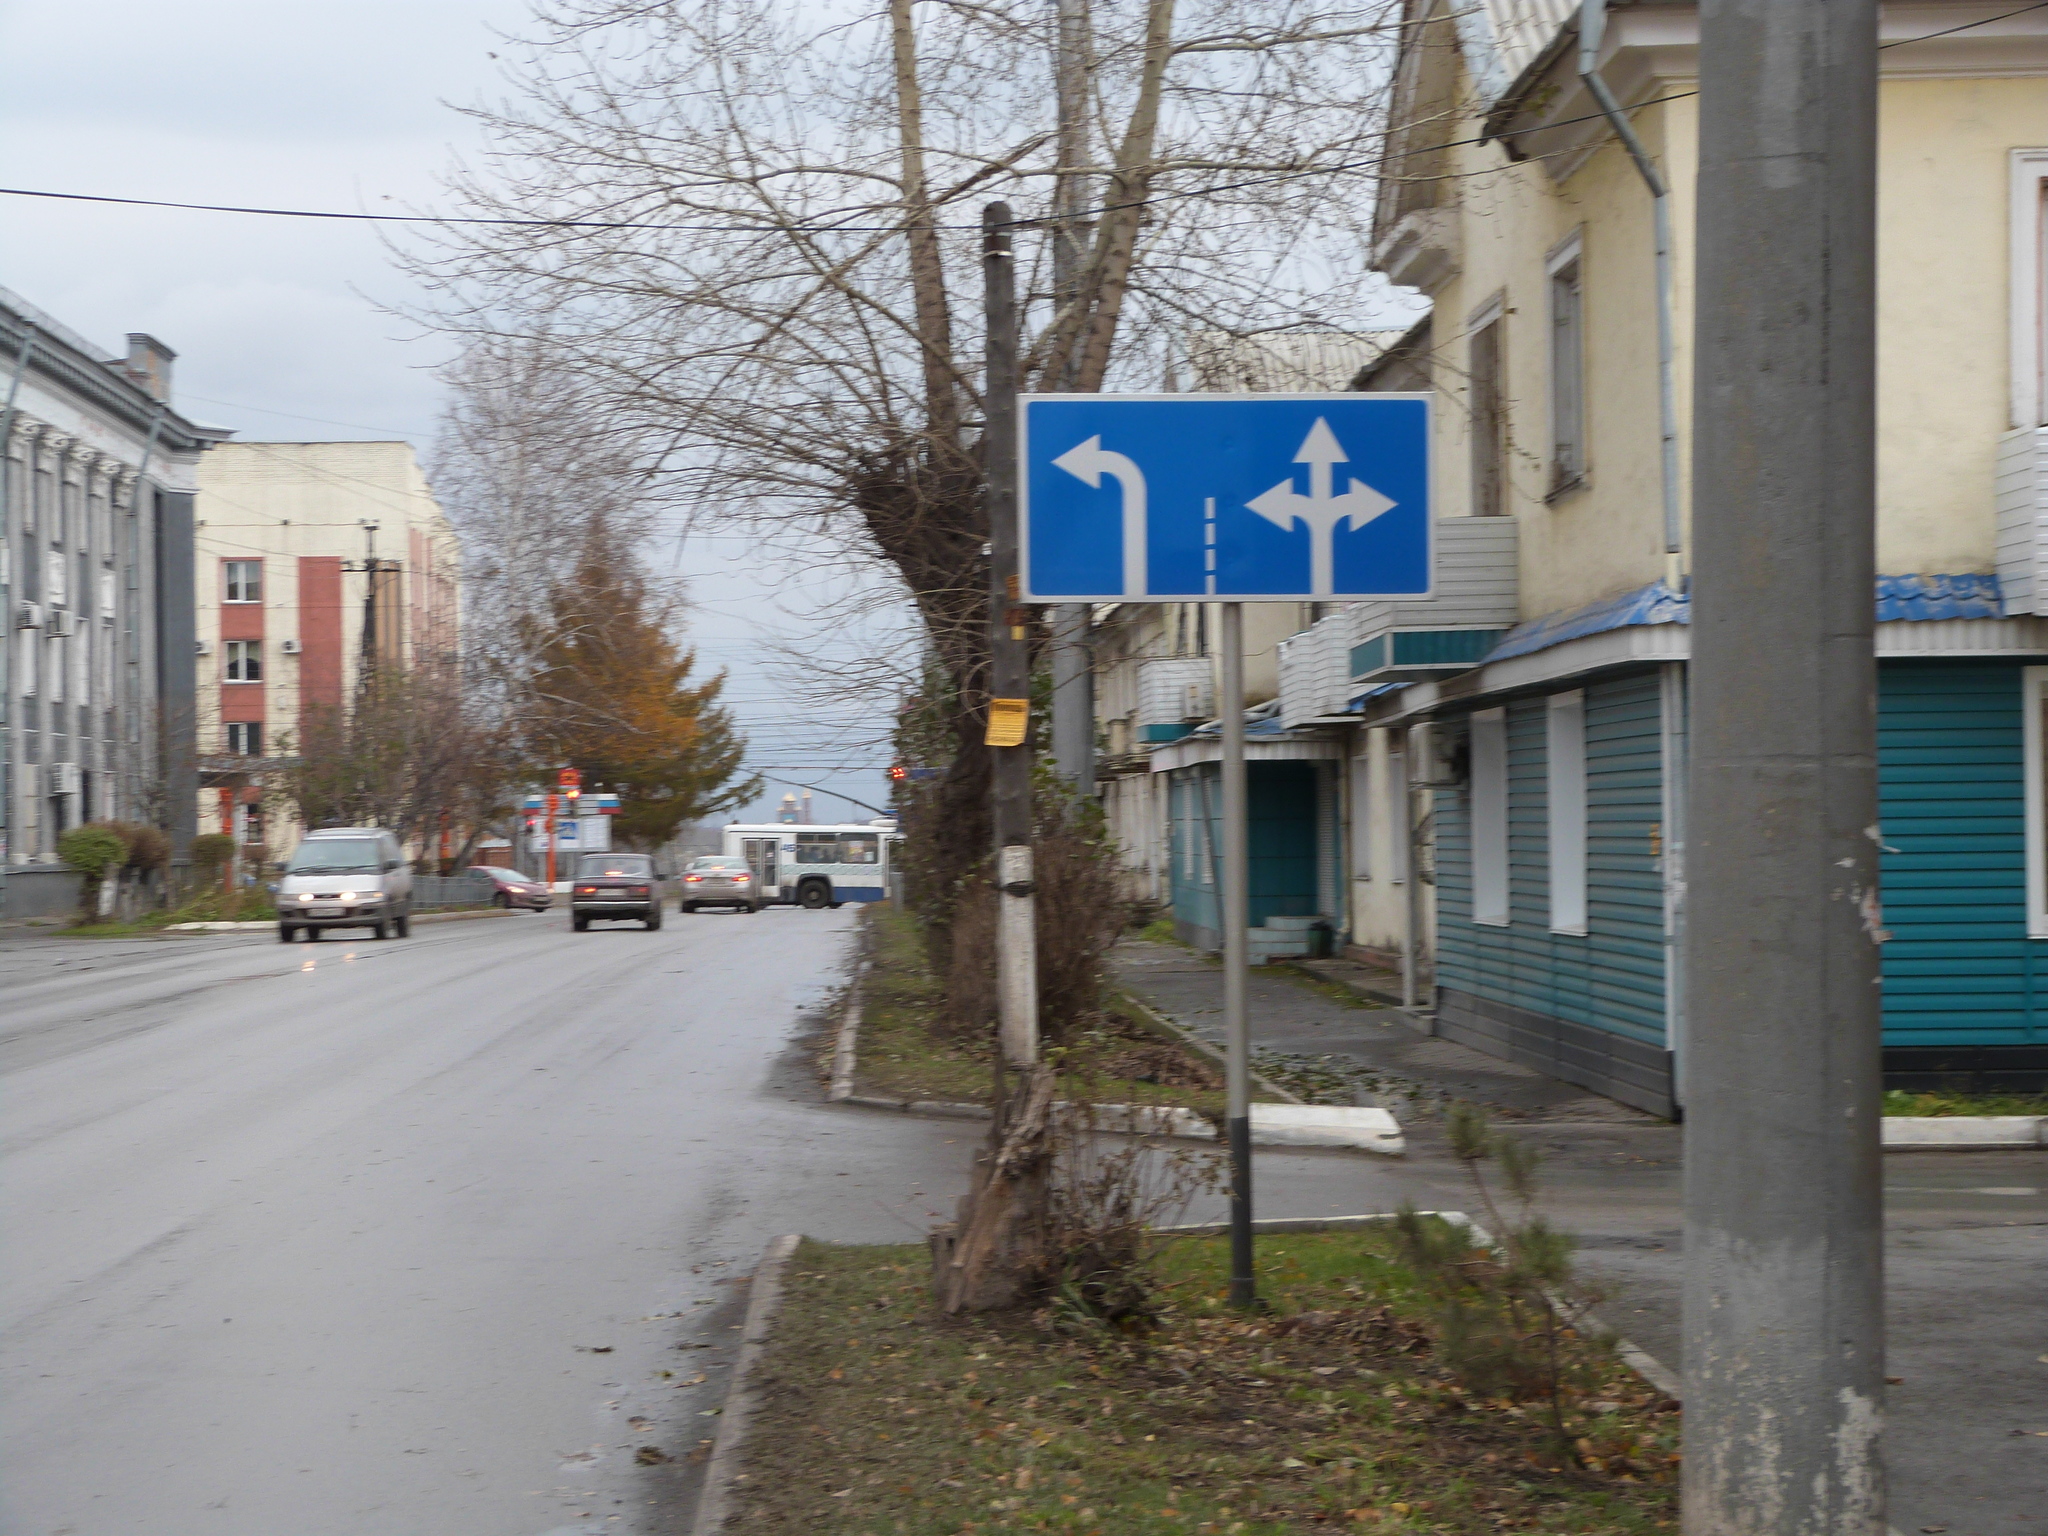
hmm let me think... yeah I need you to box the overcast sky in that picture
[0,0,897,828]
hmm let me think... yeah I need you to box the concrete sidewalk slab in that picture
[1114,939,1654,1123]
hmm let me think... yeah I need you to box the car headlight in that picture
[298,893,314,903]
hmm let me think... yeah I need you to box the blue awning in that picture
[1480,573,2006,667]
[1874,572,2003,621]
[1483,580,1687,664]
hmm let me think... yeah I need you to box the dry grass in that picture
[731,1227,1679,1535]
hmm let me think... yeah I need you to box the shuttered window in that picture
[1471,709,1509,924]
[1548,246,1586,492]
[1387,743,1409,884]
[1548,691,1588,934]
[1349,741,1372,881]
[2025,665,2048,937]
[1469,312,1507,517]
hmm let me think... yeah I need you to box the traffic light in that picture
[888,765,908,782]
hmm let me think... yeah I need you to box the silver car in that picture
[679,856,759,913]
[278,828,413,941]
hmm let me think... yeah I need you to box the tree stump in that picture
[932,1064,1055,1312]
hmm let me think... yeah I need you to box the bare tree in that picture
[399,0,1405,944]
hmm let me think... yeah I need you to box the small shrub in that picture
[1027,1106,1222,1337]
[110,821,170,874]
[1391,1102,1608,1460]
[189,832,236,879]
[58,824,129,881]
[941,874,999,1037]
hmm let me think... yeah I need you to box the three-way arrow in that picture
[1245,418,1397,597]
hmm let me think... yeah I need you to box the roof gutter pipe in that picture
[1578,0,1683,589]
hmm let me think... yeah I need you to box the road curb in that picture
[832,1092,1404,1153]
[1881,1114,2044,1150]
[689,1233,802,1536]
[826,954,867,1102]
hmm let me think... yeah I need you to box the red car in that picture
[469,865,551,912]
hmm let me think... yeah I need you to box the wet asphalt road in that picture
[0,909,1418,1536]
[8,910,2039,1534]
[0,906,970,1536]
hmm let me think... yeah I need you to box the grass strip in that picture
[855,908,1245,1117]
[1882,1088,2048,1118]
[734,1229,1678,1535]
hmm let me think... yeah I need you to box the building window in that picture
[226,722,263,756]
[1547,691,1588,934]
[1387,741,1409,885]
[224,560,263,603]
[2014,150,2048,429]
[1470,708,1509,925]
[223,640,262,682]
[1348,741,1372,881]
[2025,666,2048,937]
[1468,302,1508,516]
[1547,233,1586,493]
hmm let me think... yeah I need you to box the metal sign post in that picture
[1218,602,1254,1306]
[1021,391,1433,1306]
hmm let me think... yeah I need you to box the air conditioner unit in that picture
[50,762,81,796]
[14,600,41,630]
[280,637,303,654]
[46,609,74,638]
[194,638,213,656]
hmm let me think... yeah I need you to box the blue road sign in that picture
[1020,393,1431,602]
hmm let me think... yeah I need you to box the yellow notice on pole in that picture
[985,698,1029,748]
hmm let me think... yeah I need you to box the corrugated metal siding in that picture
[1880,662,2047,1046]
[1435,673,1667,1046]
[1169,762,1325,942]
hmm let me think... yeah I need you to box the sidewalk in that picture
[1116,937,2048,1532]
[1113,938,1657,1123]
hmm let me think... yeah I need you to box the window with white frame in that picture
[1547,232,1587,493]
[1349,741,1373,881]
[1387,742,1409,884]
[1547,691,1588,934]
[1470,709,1509,925]
[2014,150,2048,430]
[223,640,262,682]
[2025,666,2048,937]
[226,721,263,756]
[223,560,262,603]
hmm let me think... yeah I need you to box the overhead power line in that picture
[0,4,2036,241]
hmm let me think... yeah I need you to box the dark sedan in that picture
[469,865,551,911]
[570,853,664,932]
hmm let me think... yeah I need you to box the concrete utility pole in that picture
[1684,3,1884,1532]
[986,203,1039,1069]
[1047,0,1095,795]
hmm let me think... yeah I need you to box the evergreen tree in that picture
[526,546,758,848]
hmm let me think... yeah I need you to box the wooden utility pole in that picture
[934,203,1051,1313]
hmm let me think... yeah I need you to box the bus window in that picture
[794,833,840,864]
[840,833,880,865]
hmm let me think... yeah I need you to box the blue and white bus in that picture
[721,821,901,909]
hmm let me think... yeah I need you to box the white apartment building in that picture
[2,288,230,919]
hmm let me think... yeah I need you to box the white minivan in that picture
[277,827,413,942]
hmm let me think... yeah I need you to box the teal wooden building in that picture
[1417,578,2048,1116]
